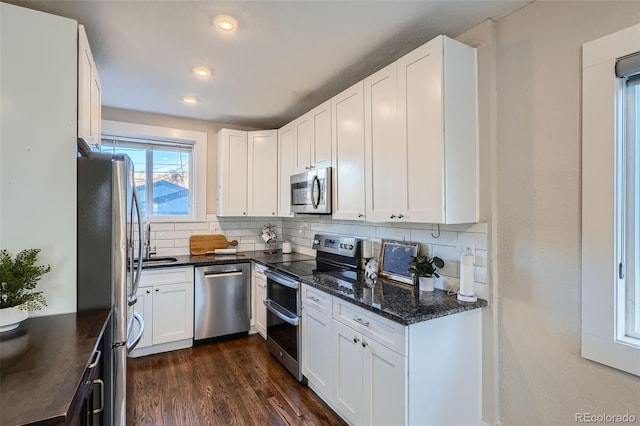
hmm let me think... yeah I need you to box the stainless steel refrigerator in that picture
[77,152,145,425]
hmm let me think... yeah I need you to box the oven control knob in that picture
[347,244,354,250]
[313,239,320,245]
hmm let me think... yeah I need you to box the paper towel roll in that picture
[362,240,373,259]
[458,251,476,302]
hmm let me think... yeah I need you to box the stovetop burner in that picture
[274,259,350,278]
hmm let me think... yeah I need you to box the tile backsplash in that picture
[150,214,489,299]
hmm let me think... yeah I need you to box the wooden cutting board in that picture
[190,234,239,255]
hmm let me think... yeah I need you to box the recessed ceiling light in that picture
[213,15,238,32]
[183,96,197,104]
[193,66,212,77]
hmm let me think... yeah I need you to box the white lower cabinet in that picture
[332,311,406,426]
[300,287,482,426]
[301,284,334,401]
[252,264,267,339]
[130,266,194,358]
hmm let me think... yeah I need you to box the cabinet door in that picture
[311,100,332,169]
[332,319,363,425]
[397,39,445,223]
[302,305,333,401]
[90,69,102,150]
[217,129,248,216]
[294,114,312,174]
[78,25,101,151]
[278,123,295,217]
[364,63,403,223]
[152,282,194,345]
[331,81,366,221]
[133,286,153,349]
[247,130,278,217]
[253,269,267,339]
[362,337,407,426]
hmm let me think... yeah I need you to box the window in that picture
[101,120,207,222]
[619,56,640,341]
[101,138,193,219]
[582,23,640,377]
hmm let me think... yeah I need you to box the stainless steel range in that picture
[263,234,361,381]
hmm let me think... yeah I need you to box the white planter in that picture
[419,276,435,292]
[0,306,28,332]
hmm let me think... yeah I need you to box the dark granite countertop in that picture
[299,272,487,325]
[142,250,486,326]
[0,309,111,426]
[141,250,315,269]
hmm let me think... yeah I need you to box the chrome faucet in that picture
[143,222,156,260]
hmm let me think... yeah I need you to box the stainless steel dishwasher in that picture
[194,263,251,341]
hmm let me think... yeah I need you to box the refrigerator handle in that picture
[127,311,145,353]
[129,186,144,306]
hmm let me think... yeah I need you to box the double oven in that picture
[263,269,302,381]
[263,234,361,382]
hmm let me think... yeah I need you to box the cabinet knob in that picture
[272,212,275,215]
[398,214,404,219]
[305,166,310,170]
[390,214,396,219]
[243,212,246,216]
[358,213,364,218]
[353,336,360,344]
[155,288,159,292]
[146,290,150,294]
[362,341,368,348]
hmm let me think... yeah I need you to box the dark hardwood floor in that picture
[127,334,346,425]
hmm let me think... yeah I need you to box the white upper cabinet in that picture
[247,130,278,217]
[277,122,296,217]
[331,81,366,221]
[217,129,248,217]
[311,100,332,169]
[294,115,312,174]
[364,63,403,223]
[398,35,478,224]
[365,35,478,224]
[293,100,332,174]
[77,24,102,151]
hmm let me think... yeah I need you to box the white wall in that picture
[491,1,640,424]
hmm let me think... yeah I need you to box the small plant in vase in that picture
[0,249,50,332]
[408,254,444,292]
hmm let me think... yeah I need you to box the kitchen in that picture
[1,1,640,425]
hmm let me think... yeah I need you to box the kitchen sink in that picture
[134,256,178,265]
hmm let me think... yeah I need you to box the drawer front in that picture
[333,297,406,356]
[140,266,194,286]
[301,284,332,315]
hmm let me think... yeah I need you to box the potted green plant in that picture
[408,253,444,292]
[0,249,50,332]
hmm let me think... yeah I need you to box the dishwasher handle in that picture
[202,271,243,278]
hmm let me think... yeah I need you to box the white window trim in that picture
[582,23,640,377]
[102,120,207,222]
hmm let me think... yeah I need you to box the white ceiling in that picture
[8,0,528,128]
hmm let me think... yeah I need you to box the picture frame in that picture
[378,240,420,284]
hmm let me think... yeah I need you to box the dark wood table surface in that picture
[0,309,111,426]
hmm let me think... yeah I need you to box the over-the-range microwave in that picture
[290,167,332,214]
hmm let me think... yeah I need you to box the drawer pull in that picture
[353,317,370,327]
[88,350,101,369]
[93,379,104,414]
[309,296,321,303]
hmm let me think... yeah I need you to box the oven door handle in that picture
[264,299,299,326]
[264,270,299,289]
